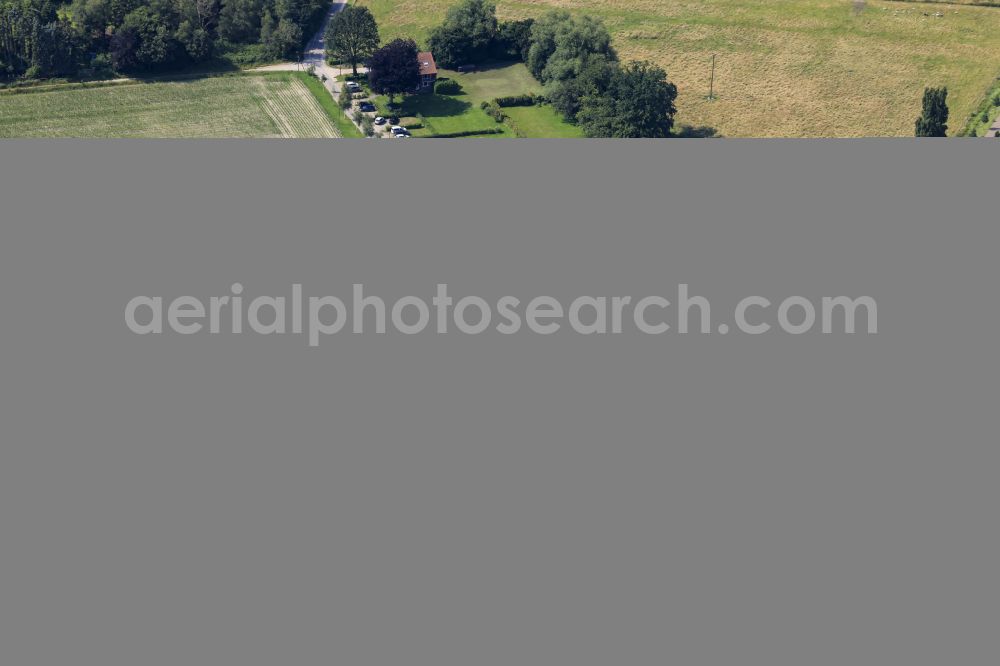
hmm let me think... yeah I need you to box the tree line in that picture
[325,0,680,137]
[1,0,328,80]
[427,0,678,137]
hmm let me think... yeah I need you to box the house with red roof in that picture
[417,52,437,93]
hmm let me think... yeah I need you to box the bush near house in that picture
[435,78,462,94]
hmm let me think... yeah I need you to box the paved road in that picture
[303,3,345,74]
[253,3,386,137]
[302,2,385,136]
[250,2,346,76]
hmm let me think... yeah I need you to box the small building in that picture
[416,52,437,93]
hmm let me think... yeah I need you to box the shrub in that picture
[338,86,353,109]
[481,101,507,122]
[361,115,375,136]
[435,78,462,95]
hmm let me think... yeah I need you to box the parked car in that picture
[390,126,410,137]
[359,102,376,113]
[345,81,361,90]
[374,116,387,125]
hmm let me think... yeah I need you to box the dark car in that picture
[358,102,376,113]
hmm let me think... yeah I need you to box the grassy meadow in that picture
[0,73,342,138]
[359,0,1000,136]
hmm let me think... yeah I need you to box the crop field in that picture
[359,0,1000,136]
[0,73,340,138]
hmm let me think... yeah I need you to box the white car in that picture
[390,125,409,135]
[374,116,387,125]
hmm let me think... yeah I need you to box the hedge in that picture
[494,93,538,107]
[427,128,505,137]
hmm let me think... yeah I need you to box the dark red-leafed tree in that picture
[367,38,420,104]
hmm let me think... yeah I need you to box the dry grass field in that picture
[360,0,1000,136]
[0,73,340,138]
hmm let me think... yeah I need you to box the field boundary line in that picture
[885,0,1000,8]
[0,70,280,97]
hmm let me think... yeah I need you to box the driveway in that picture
[984,115,1000,138]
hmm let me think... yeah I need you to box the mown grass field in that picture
[503,104,586,137]
[0,73,341,138]
[359,0,1000,136]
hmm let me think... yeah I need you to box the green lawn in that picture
[0,73,343,138]
[503,105,586,137]
[446,63,542,100]
[359,0,1000,136]
[379,90,511,136]
[372,62,584,137]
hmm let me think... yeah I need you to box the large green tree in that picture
[577,61,677,138]
[110,7,178,73]
[526,10,616,84]
[545,54,616,120]
[496,18,533,62]
[915,86,949,137]
[427,0,497,68]
[324,5,379,77]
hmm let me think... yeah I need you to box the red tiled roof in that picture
[418,52,437,76]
